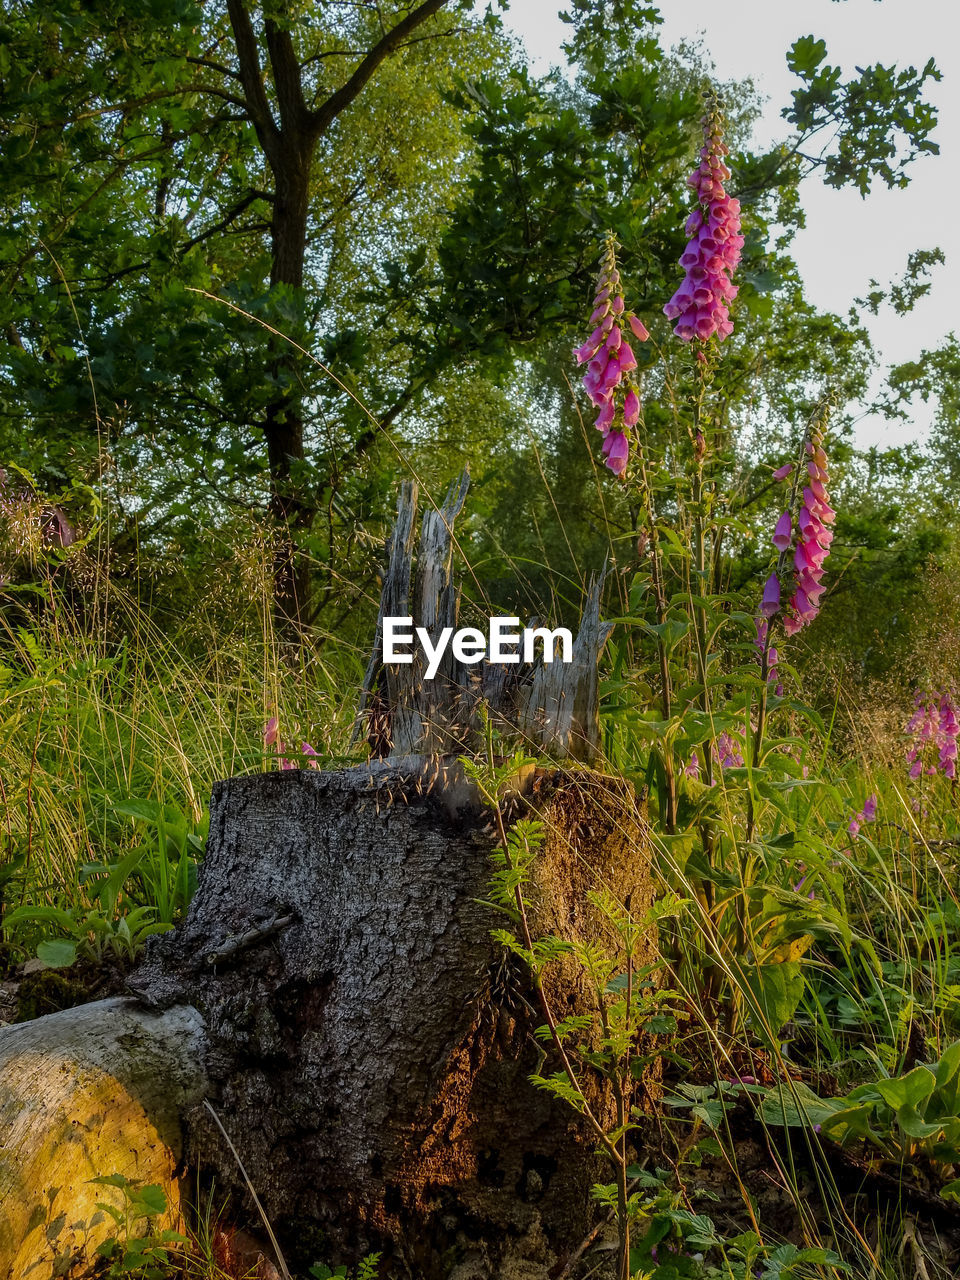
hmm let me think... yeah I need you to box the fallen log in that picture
[0,998,206,1279]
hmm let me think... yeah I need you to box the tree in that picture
[1,0,500,630]
[0,0,942,636]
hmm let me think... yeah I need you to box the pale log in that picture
[0,998,207,1279]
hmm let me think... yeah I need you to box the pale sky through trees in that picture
[504,0,956,450]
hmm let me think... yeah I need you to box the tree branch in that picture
[264,18,309,134]
[309,0,451,137]
[225,0,281,168]
[185,55,245,84]
[181,191,274,254]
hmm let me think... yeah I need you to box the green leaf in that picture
[874,1066,936,1111]
[132,1184,168,1216]
[744,962,806,1038]
[759,1081,838,1130]
[896,1104,945,1140]
[935,1041,960,1090]
[90,1173,133,1188]
[36,939,78,969]
[787,35,828,77]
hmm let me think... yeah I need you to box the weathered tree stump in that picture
[128,762,652,1277]
[355,473,613,764]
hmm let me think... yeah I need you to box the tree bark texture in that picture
[0,999,207,1279]
[123,762,653,1278]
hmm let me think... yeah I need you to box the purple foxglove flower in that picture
[574,323,609,363]
[782,424,834,635]
[617,340,637,373]
[772,511,792,551]
[713,731,745,769]
[575,234,653,477]
[599,357,622,394]
[760,572,780,618]
[602,430,629,475]
[772,463,793,481]
[664,97,740,344]
[623,388,640,426]
[628,315,649,341]
[595,396,615,431]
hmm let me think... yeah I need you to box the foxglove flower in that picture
[713,731,745,769]
[575,232,650,475]
[848,793,878,838]
[760,574,780,618]
[782,427,834,635]
[754,617,782,695]
[906,695,938,778]
[939,693,958,780]
[772,512,792,551]
[905,691,958,782]
[263,717,315,770]
[663,95,743,343]
[760,417,835,639]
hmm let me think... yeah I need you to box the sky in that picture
[502,0,955,450]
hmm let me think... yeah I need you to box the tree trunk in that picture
[0,999,207,1279]
[266,145,313,635]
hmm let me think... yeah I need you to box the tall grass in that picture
[0,526,363,959]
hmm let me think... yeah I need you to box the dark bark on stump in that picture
[128,762,653,1278]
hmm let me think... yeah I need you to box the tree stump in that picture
[127,761,652,1277]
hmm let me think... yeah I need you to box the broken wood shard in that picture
[355,472,611,762]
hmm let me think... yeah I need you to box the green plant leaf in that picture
[744,961,806,1037]
[36,939,78,969]
[759,1080,839,1129]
